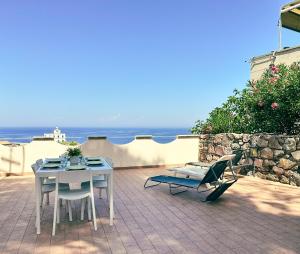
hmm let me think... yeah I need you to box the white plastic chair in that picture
[93,157,113,199]
[52,169,97,236]
[31,162,55,206]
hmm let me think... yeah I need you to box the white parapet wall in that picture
[0,139,69,175]
[81,135,199,168]
[0,135,199,175]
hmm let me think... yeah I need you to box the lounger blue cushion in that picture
[149,175,201,188]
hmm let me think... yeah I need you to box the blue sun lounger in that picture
[144,160,237,202]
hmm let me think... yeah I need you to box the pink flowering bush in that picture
[192,63,300,134]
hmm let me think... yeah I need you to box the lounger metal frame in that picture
[144,160,237,201]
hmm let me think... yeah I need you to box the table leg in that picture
[109,173,114,225]
[35,175,41,234]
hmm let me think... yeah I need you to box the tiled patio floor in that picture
[0,168,300,254]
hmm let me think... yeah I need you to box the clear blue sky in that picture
[0,0,299,128]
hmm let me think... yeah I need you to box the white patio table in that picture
[35,157,114,234]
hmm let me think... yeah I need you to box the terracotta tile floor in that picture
[0,168,300,254]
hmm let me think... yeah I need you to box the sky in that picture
[0,0,299,128]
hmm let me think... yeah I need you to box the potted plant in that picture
[67,147,82,165]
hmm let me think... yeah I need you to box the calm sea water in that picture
[0,127,190,144]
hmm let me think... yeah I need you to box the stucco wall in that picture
[250,45,300,80]
[0,135,199,175]
[81,135,199,168]
[0,141,69,176]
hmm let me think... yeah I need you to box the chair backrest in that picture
[31,163,38,173]
[57,170,92,185]
[104,157,113,167]
[232,150,243,166]
[201,160,229,184]
[36,159,43,167]
[218,154,236,162]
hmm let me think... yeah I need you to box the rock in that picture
[231,143,240,150]
[290,172,300,186]
[227,133,235,140]
[278,158,297,170]
[207,144,215,153]
[255,172,266,179]
[280,175,289,184]
[212,155,219,161]
[206,154,213,162]
[243,134,250,143]
[262,134,272,140]
[199,153,206,162]
[273,150,285,159]
[222,136,230,146]
[247,158,253,166]
[284,170,293,178]
[250,148,258,157]
[268,136,282,150]
[260,148,273,159]
[224,147,232,155]
[233,133,243,139]
[247,171,254,176]
[278,137,285,145]
[263,160,276,168]
[254,159,263,168]
[291,151,300,161]
[250,135,260,146]
[266,173,279,182]
[291,165,298,171]
[257,138,268,148]
[283,138,296,152]
[199,134,209,139]
[214,145,225,156]
[199,143,204,149]
[272,166,284,176]
[242,143,250,150]
[214,134,224,144]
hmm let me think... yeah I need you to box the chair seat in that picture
[44,178,56,185]
[58,185,91,200]
[149,175,201,188]
[82,180,108,188]
[42,184,55,193]
[42,182,69,191]
[93,180,108,188]
[93,175,105,181]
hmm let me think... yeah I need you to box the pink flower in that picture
[270,65,279,74]
[271,102,279,110]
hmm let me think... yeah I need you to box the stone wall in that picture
[199,133,300,186]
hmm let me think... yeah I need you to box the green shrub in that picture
[192,63,300,134]
[67,147,82,157]
[60,140,79,146]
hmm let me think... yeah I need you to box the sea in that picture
[0,127,191,144]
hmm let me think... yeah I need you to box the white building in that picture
[44,127,66,143]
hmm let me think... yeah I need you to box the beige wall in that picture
[0,141,69,175]
[81,136,199,168]
[250,45,300,80]
[0,135,199,175]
